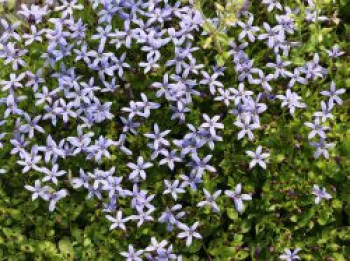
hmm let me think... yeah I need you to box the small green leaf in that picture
[227,208,238,220]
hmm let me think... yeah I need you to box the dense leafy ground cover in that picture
[0,0,349,260]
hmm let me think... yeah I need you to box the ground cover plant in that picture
[0,0,349,260]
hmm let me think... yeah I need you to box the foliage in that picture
[0,0,349,260]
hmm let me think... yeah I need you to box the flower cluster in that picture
[0,0,346,259]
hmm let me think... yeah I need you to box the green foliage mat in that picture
[0,0,349,260]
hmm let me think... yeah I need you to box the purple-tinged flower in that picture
[229,41,248,54]
[74,44,90,64]
[91,99,114,123]
[87,50,113,72]
[180,173,203,191]
[0,19,21,42]
[17,151,42,173]
[103,175,125,199]
[304,117,330,139]
[0,132,5,149]
[69,18,86,43]
[140,35,166,63]
[312,185,332,204]
[145,240,177,261]
[159,149,182,170]
[320,81,346,107]
[257,22,279,48]
[236,59,260,82]
[276,89,306,115]
[246,146,270,169]
[67,127,93,155]
[177,222,202,247]
[1,94,25,118]
[229,83,253,105]
[199,71,223,95]
[249,70,274,92]
[266,55,291,79]
[276,10,296,34]
[87,168,112,190]
[38,135,66,163]
[18,4,48,23]
[109,20,133,49]
[105,210,128,230]
[182,57,204,77]
[130,185,155,211]
[262,0,282,12]
[166,43,199,74]
[6,44,27,70]
[170,101,191,123]
[110,53,130,78]
[23,25,44,46]
[145,6,172,26]
[101,77,119,93]
[35,86,58,106]
[285,68,307,88]
[120,245,143,261]
[214,88,234,106]
[279,248,301,261]
[54,0,83,18]
[225,184,252,214]
[313,101,333,122]
[53,99,77,123]
[305,0,328,22]
[127,156,153,181]
[144,124,171,150]
[122,101,142,119]
[48,189,68,212]
[197,189,221,213]
[189,154,216,176]
[135,93,160,118]
[91,25,112,51]
[0,73,25,92]
[237,15,260,42]
[145,237,169,253]
[200,114,224,137]
[301,53,327,80]
[41,164,66,185]
[163,180,185,201]
[24,180,50,201]
[71,169,90,189]
[310,139,335,159]
[120,117,140,135]
[139,58,160,74]
[86,184,103,200]
[325,44,345,58]
[129,207,155,227]
[10,134,29,157]
[234,116,260,140]
[242,94,267,123]
[102,196,118,213]
[87,136,113,163]
[158,204,185,231]
[151,73,172,98]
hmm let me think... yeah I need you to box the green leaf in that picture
[227,208,238,220]
[58,238,74,260]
